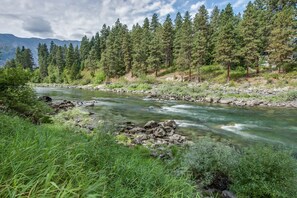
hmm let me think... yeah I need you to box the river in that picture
[35,87,297,149]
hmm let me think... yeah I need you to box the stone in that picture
[154,127,166,138]
[38,95,52,103]
[219,99,233,104]
[162,120,177,129]
[169,134,183,143]
[222,190,236,198]
[144,120,159,129]
[129,127,146,134]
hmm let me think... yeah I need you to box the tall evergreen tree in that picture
[94,32,101,61]
[162,14,174,68]
[193,5,210,82]
[22,49,34,71]
[240,2,261,76]
[38,43,49,79]
[100,24,110,53]
[173,12,183,67]
[131,23,143,76]
[150,13,160,32]
[80,36,90,61]
[176,11,193,81]
[268,6,295,73]
[56,46,65,76]
[140,18,151,75]
[66,43,75,72]
[215,4,237,82]
[209,7,221,64]
[148,26,163,76]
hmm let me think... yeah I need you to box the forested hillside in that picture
[2,0,296,84]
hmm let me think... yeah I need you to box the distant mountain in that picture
[0,34,80,66]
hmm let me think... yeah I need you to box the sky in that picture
[0,0,251,41]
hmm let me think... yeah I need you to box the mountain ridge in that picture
[0,33,80,66]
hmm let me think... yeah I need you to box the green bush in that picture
[107,83,124,89]
[128,83,152,91]
[181,138,239,189]
[93,69,106,84]
[0,67,52,123]
[231,146,297,198]
[283,63,297,73]
[137,75,158,84]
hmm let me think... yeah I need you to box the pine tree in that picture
[56,46,65,76]
[177,11,193,81]
[100,24,110,53]
[215,4,237,82]
[70,46,81,80]
[38,43,49,79]
[192,5,209,82]
[122,25,132,73]
[209,6,220,64]
[131,23,143,76]
[240,2,261,77]
[94,32,101,61]
[22,48,34,71]
[80,36,90,61]
[150,13,160,32]
[148,26,163,76]
[140,18,151,75]
[162,14,174,68]
[173,12,183,67]
[268,6,295,73]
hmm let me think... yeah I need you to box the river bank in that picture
[34,82,297,108]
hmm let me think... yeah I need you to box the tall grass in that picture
[0,114,197,197]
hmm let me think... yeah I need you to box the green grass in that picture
[0,114,198,197]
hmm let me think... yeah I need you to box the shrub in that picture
[231,146,297,198]
[93,69,106,84]
[283,63,297,73]
[0,67,52,123]
[128,83,152,91]
[181,138,239,189]
[107,83,124,89]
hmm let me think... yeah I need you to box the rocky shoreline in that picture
[40,96,190,158]
[35,83,297,108]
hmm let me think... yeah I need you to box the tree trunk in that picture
[256,57,259,74]
[189,68,192,82]
[155,69,158,77]
[227,64,230,83]
[278,65,281,74]
[227,64,230,82]
[246,66,249,79]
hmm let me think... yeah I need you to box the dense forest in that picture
[4,0,296,83]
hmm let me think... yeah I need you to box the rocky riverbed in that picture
[36,83,297,108]
[40,96,190,158]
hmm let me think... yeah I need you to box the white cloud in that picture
[0,0,176,40]
[190,1,206,12]
[234,0,246,8]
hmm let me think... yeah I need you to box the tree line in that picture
[4,0,296,83]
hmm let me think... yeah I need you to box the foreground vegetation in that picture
[0,114,198,197]
[1,62,297,197]
[1,113,296,197]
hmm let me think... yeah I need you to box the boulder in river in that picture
[38,95,52,103]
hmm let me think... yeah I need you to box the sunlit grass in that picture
[0,114,198,197]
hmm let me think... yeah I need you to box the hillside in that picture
[0,34,80,66]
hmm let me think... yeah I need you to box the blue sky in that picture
[0,0,251,40]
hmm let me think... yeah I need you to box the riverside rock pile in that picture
[117,120,188,147]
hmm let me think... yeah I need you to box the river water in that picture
[35,87,297,149]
